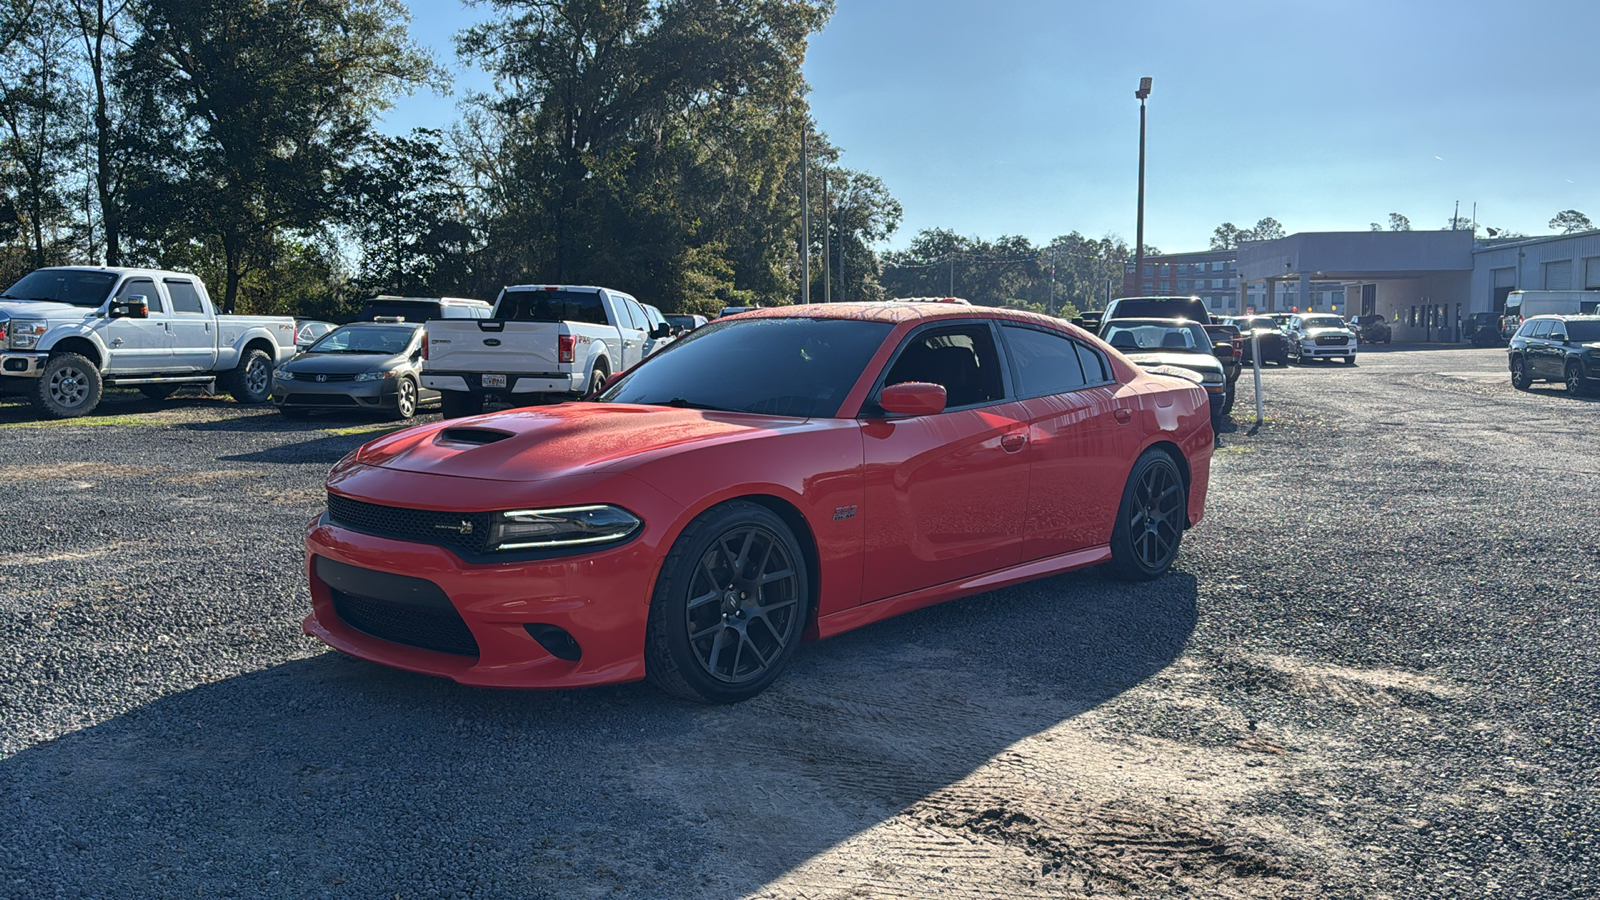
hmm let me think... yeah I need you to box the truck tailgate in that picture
[425,320,563,373]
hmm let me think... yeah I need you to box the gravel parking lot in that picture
[2,347,1596,899]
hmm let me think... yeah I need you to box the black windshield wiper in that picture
[661,397,737,412]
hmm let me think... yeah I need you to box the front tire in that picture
[439,391,483,419]
[645,501,809,704]
[1511,356,1532,390]
[1566,362,1589,396]
[1105,449,1187,582]
[223,348,272,404]
[33,352,103,418]
[390,377,419,420]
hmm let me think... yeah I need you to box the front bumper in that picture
[272,377,399,410]
[0,351,46,378]
[1298,342,1356,359]
[301,468,683,689]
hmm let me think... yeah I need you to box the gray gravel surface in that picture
[0,353,1595,899]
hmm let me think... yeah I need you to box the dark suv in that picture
[1101,295,1211,325]
[1508,314,1600,395]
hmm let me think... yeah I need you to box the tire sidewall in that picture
[647,502,810,703]
[35,353,103,418]
[230,349,272,404]
[394,378,417,419]
[1107,450,1186,582]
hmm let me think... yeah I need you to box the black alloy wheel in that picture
[646,501,809,703]
[1105,449,1187,582]
[1510,357,1532,391]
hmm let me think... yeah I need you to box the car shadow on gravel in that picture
[0,570,1196,898]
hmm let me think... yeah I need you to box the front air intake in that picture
[436,428,513,446]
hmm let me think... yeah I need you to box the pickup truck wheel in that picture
[34,353,103,418]
[588,363,609,398]
[391,377,418,420]
[224,349,273,404]
[139,384,178,401]
[439,391,483,419]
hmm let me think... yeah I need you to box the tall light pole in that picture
[1134,76,1152,297]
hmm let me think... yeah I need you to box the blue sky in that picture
[384,0,1599,253]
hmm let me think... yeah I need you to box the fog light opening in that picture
[523,624,582,662]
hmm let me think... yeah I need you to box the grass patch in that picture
[0,414,168,430]
[319,422,409,437]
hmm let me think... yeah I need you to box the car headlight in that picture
[275,370,295,381]
[488,505,642,551]
[1200,371,1224,385]
[354,370,397,382]
[9,320,45,349]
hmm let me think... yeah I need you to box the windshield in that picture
[1237,318,1278,331]
[308,325,417,355]
[1302,315,1344,328]
[1102,322,1208,353]
[598,317,893,417]
[495,289,608,324]
[1,270,118,307]
[358,300,441,322]
[1567,321,1600,342]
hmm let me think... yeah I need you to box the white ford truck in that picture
[422,284,675,418]
[0,266,297,417]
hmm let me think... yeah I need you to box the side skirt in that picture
[811,544,1112,641]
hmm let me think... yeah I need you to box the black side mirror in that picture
[651,323,672,339]
[109,295,149,319]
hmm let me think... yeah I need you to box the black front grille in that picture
[327,493,493,555]
[286,393,358,406]
[332,589,479,656]
[317,557,479,656]
[1315,334,1348,346]
[298,372,359,382]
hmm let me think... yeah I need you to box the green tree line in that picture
[0,0,907,319]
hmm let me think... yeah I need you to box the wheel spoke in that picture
[758,567,794,585]
[686,588,720,610]
[742,633,771,669]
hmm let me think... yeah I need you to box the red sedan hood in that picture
[353,403,806,482]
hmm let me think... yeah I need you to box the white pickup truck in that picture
[422,284,675,418]
[0,266,297,417]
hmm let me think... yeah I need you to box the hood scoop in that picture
[435,427,514,447]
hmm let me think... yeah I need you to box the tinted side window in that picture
[621,298,647,331]
[1001,324,1086,396]
[1549,322,1568,341]
[165,279,205,314]
[1076,343,1108,383]
[1529,320,1552,338]
[115,278,163,313]
[882,324,1006,408]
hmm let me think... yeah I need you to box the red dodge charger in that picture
[303,303,1213,702]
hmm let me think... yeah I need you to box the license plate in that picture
[482,374,507,388]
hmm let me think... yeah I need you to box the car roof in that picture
[1102,317,1201,327]
[735,302,1073,330]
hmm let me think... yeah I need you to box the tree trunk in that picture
[223,234,243,314]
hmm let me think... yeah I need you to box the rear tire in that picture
[1105,449,1187,582]
[439,391,483,419]
[222,348,272,404]
[33,352,103,418]
[1510,356,1532,391]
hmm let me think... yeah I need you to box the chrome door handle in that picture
[1114,408,1133,424]
[1001,432,1028,453]
[110,337,123,347]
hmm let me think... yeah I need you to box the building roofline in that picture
[1470,230,1600,253]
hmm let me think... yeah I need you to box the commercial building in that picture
[1470,231,1600,312]
[1122,248,1345,316]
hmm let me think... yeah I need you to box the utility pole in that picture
[948,254,955,296]
[1134,77,1152,298]
[801,130,810,305]
[822,169,830,303]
